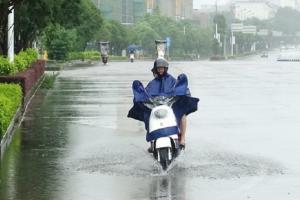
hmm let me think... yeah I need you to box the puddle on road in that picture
[70,148,285,179]
[171,150,285,179]
[72,152,163,176]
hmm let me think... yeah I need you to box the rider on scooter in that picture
[146,58,187,151]
[128,57,198,152]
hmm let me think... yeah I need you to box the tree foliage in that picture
[42,24,77,60]
[73,0,103,51]
[212,14,227,55]
[132,21,160,54]
[272,7,300,35]
[0,0,23,54]
[213,14,227,35]
[0,83,22,138]
[129,14,213,57]
[0,0,103,57]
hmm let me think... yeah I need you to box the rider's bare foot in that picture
[179,139,185,150]
[179,143,185,150]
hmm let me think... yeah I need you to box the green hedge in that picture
[67,51,129,61]
[0,48,38,75]
[67,51,100,61]
[40,72,58,89]
[0,56,15,75]
[0,83,22,138]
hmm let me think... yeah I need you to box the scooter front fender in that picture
[155,137,172,149]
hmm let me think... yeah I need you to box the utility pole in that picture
[231,30,234,56]
[223,34,226,58]
[213,0,221,55]
[7,5,14,63]
[214,23,219,42]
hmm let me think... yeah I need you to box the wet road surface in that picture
[1,53,300,199]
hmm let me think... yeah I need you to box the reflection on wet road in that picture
[1,54,300,199]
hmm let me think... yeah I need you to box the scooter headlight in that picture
[154,109,168,119]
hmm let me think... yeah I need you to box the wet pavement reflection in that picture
[1,54,300,199]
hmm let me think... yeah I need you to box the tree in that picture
[132,21,160,55]
[14,0,53,52]
[42,24,77,60]
[1,0,103,55]
[235,32,256,53]
[72,0,103,51]
[213,14,227,36]
[129,13,214,58]
[243,17,271,30]
[212,14,227,55]
[0,0,24,54]
[272,7,300,35]
[107,20,128,55]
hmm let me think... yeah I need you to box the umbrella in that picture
[127,44,138,52]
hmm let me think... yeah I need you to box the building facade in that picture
[153,0,193,20]
[233,1,276,21]
[92,0,146,24]
[280,0,299,10]
[92,0,194,24]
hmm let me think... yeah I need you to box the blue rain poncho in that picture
[127,73,199,141]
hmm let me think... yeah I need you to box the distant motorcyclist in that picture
[100,41,109,64]
[129,50,135,62]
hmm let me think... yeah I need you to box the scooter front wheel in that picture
[157,147,171,170]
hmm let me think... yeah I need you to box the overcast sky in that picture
[193,0,281,9]
[193,0,230,7]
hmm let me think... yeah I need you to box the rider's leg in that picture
[179,115,187,145]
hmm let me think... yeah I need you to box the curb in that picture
[0,107,22,159]
[0,74,45,161]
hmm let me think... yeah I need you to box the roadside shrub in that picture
[14,54,28,71]
[67,52,84,60]
[15,48,38,70]
[0,49,38,76]
[83,51,100,60]
[0,83,22,138]
[43,24,77,60]
[67,51,128,61]
[24,48,38,63]
[0,56,16,75]
[67,51,100,60]
[41,72,58,89]
[0,95,11,138]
